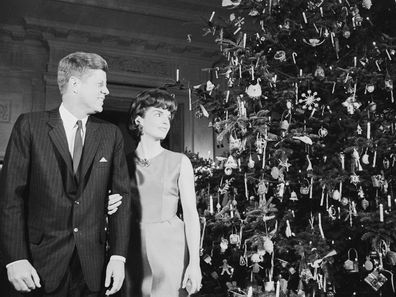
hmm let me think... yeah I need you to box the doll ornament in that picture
[220,259,234,276]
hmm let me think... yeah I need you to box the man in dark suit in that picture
[0,52,132,297]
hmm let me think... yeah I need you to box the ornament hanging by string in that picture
[290,191,298,201]
[314,65,325,80]
[357,124,362,135]
[340,152,345,170]
[245,78,262,98]
[224,155,238,175]
[352,148,363,171]
[318,126,328,137]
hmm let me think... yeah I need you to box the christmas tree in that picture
[187,0,396,296]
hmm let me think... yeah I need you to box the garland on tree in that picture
[184,0,396,296]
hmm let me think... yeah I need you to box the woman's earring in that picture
[136,121,143,134]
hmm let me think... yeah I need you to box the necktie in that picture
[73,120,83,174]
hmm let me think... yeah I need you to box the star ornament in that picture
[342,96,361,114]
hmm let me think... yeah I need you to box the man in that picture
[0,52,132,297]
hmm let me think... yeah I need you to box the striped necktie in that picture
[73,120,83,174]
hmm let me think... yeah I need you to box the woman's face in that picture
[138,107,171,140]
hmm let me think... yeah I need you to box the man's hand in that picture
[7,260,41,292]
[104,258,125,295]
[108,193,122,215]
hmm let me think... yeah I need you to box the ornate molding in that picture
[22,17,218,60]
[54,0,217,23]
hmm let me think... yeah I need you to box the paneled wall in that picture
[0,0,219,158]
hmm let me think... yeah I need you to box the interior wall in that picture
[0,0,218,158]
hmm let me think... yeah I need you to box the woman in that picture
[109,89,201,297]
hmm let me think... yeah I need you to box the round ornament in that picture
[318,126,328,137]
[274,50,286,62]
[362,0,372,10]
[366,84,375,93]
[333,189,341,200]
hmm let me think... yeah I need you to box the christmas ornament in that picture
[245,79,262,98]
[222,0,241,8]
[364,256,374,271]
[364,269,387,291]
[314,65,325,80]
[350,174,360,186]
[332,189,341,201]
[280,120,290,130]
[224,155,238,175]
[263,236,274,253]
[220,238,229,252]
[344,248,359,273]
[220,259,234,276]
[206,80,215,94]
[303,38,325,47]
[290,191,298,201]
[362,0,372,10]
[248,155,255,168]
[300,179,310,195]
[318,126,328,137]
[342,96,361,114]
[357,124,362,134]
[366,83,375,93]
[274,50,286,62]
[250,253,264,273]
[299,90,321,110]
[362,148,369,164]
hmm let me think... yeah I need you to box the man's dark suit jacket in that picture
[0,108,132,293]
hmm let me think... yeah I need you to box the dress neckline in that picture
[136,149,166,167]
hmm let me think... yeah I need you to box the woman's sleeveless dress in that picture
[136,149,188,297]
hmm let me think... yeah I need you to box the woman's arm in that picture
[178,154,202,294]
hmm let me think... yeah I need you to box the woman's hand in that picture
[182,263,202,295]
[108,193,122,215]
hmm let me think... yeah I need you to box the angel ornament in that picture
[303,38,325,47]
[250,253,264,273]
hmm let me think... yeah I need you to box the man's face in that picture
[76,69,109,115]
[138,107,171,140]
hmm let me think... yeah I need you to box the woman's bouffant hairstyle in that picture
[128,88,178,139]
[57,52,108,95]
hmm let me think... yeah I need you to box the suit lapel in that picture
[80,117,102,181]
[48,109,74,175]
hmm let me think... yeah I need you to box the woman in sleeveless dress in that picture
[110,89,202,297]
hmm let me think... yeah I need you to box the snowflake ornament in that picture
[298,90,321,110]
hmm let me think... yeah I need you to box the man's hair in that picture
[57,52,108,94]
[128,88,178,139]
